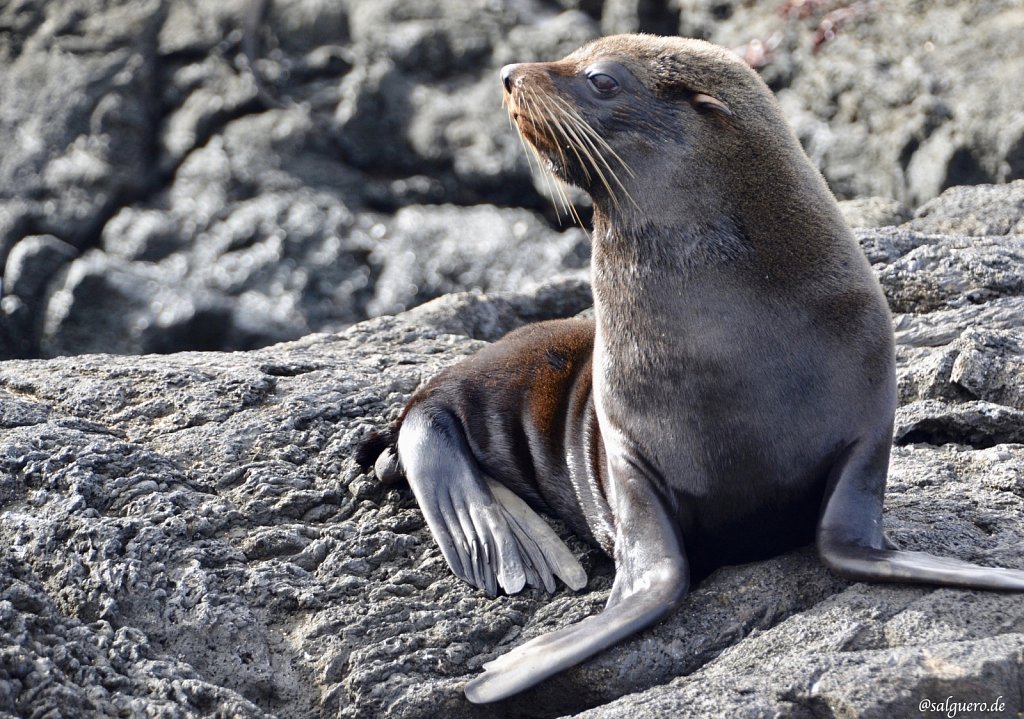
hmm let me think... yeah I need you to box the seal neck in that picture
[590,206,746,273]
[589,208,745,388]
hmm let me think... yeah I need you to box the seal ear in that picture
[692,93,733,118]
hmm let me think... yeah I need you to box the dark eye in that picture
[587,72,619,96]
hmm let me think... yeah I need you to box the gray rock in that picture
[895,399,1024,448]
[904,327,1024,409]
[493,10,601,67]
[4,196,1024,716]
[366,205,590,316]
[601,0,679,36]
[34,196,592,358]
[673,1,1024,204]
[0,289,578,719]
[2,234,77,308]
[101,208,190,262]
[838,196,912,229]
[0,0,163,244]
[0,0,608,359]
[157,53,262,174]
[893,297,1024,352]
[401,275,593,342]
[0,201,33,275]
[854,226,938,266]
[40,190,375,357]
[876,236,1024,313]
[908,180,1024,237]
[0,235,77,358]
[895,321,1024,402]
[39,249,231,357]
[5,0,1024,359]
[333,57,419,175]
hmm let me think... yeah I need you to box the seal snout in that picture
[500,64,520,93]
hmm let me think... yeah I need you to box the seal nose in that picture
[500,64,518,93]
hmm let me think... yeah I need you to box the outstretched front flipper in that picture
[397,406,587,596]
[464,449,689,703]
[818,437,1024,591]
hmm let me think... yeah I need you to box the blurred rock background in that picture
[2,0,1022,359]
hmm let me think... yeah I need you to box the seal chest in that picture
[360,33,1024,704]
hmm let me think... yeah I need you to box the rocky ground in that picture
[3,0,1024,717]
[1,181,1023,718]
[2,0,1023,359]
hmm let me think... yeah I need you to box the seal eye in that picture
[587,72,619,96]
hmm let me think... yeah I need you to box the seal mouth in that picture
[503,92,558,157]
[512,113,558,158]
[502,70,637,216]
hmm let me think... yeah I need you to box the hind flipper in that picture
[398,406,586,596]
[486,479,588,592]
[818,437,1024,591]
[464,455,689,703]
[821,545,1024,590]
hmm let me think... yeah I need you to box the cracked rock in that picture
[3,180,1024,715]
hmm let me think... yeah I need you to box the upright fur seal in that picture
[358,34,1024,703]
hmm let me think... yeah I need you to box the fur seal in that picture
[358,34,1024,704]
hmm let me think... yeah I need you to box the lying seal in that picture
[358,34,1024,703]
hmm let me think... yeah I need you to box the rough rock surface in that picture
[2,0,1024,358]
[909,180,1024,237]
[691,1,1024,205]
[2,181,1024,718]
[837,196,911,229]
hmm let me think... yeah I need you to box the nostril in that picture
[500,64,516,93]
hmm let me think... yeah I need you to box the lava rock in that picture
[3,189,1024,716]
[909,179,1024,237]
[366,205,590,317]
[838,196,912,229]
[676,1,1024,204]
[4,0,1024,360]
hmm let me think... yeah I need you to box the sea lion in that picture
[357,34,1024,704]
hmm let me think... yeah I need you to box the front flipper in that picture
[397,406,587,596]
[464,456,689,703]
